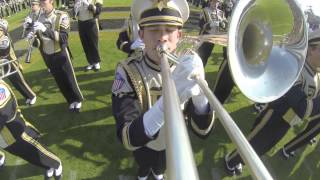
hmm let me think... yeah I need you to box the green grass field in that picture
[1,0,319,180]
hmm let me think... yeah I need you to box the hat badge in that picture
[152,0,169,11]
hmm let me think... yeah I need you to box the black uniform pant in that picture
[78,19,101,65]
[2,115,60,170]
[133,147,166,177]
[213,59,234,104]
[284,117,320,153]
[7,64,36,100]
[283,98,320,153]
[197,42,214,66]
[227,96,320,167]
[43,49,83,104]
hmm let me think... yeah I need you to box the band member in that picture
[0,19,37,105]
[224,29,320,175]
[116,14,145,57]
[29,0,83,112]
[197,0,227,66]
[74,0,103,72]
[281,114,319,159]
[112,0,215,179]
[0,57,62,180]
[22,0,42,39]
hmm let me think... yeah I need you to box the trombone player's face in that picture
[139,25,182,65]
[308,44,320,71]
[31,3,40,12]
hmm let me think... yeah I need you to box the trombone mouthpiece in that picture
[156,44,168,54]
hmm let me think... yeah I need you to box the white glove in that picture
[25,16,32,24]
[210,21,220,29]
[74,1,81,9]
[33,22,47,32]
[143,97,164,137]
[130,38,145,50]
[26,31,34,40]
[82,0,90,7]
[24,16,32,28]
[172,53,204,104]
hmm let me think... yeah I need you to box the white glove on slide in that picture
[143,97,164,137]
[26,31,34,40]
[33,22,47,32]
[172,53,204,104]
[130,38,145,50]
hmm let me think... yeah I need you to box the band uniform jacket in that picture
[76,0,103,22]
[35,9,70,55]
[116,15,140,55]
[199,3,226,35]
[111,54,215,152]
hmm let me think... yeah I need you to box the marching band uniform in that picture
[74,0,103,71]
[224,29,320,175]
[116,14,144,56]
[282,113,319,158]
[31,7,83,111]
[197,0,227,66]
[0,77,62,179]
[0,19,36,105]
[112,0,214,179]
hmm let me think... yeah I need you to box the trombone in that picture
[158,0,307,179]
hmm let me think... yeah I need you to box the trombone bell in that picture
[228,0,307,103]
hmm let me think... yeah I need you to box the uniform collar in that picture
[45,8,55,18]
[305,62,316,76]
[143,54,174,72]
[144,55,161,72]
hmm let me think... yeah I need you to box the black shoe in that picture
[253,103,267,114]
[280,147,295,159]
[309,137,317,145]
[224,153,243,176]
[224,154,236,176]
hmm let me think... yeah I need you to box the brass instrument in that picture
[25,9,42,63]
[0,58,19,79]
[157,0,307,179]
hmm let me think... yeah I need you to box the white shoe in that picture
[93,63,100,71]
[74,102,82,112]
[151,169,164,180]
[0,152,5,168]
[45,164,62,180]
[26,96,37,105]
[69,102,76,110]
[85,65,93,71]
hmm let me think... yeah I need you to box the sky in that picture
[296,0,320,16]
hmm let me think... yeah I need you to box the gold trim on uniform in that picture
[65,48,84,100]
[119,57,149,112]
[121,122,139,151]
[120,41,129,50]
[285,122,320,150]
[190,116,215,136]
[21,132,61,163]
[139,16,183,26]
[0,127,16,148]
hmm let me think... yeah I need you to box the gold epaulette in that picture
[118,55,148,112]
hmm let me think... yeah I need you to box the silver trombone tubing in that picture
[163,51,273,180]
[194,76,273,180]
[158,45,199,180]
